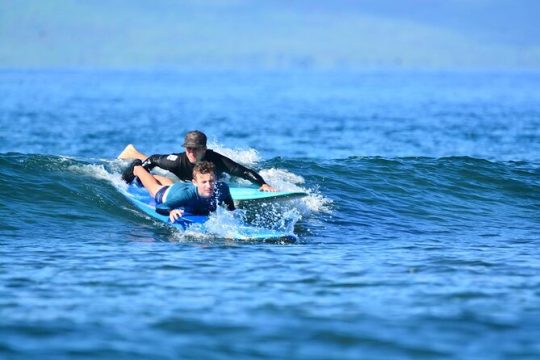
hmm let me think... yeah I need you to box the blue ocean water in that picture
[1,69,540,359]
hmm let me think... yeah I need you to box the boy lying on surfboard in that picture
[118,130,276,192]
[122,160,235,223]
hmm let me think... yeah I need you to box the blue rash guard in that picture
[155,181,235,215]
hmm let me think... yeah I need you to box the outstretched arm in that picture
[223,185,236,211]
[219,155,277,192]
[142,154,178,173]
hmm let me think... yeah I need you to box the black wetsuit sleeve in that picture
[214,152,267,186]
[142,154,179,173]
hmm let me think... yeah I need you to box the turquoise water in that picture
[1,69,540,359]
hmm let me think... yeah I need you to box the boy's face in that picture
[192,172,216,197]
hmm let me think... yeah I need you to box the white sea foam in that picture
[210,143,333,215]
[171,206,300,242]
[204,207,249,239]
[175,225,213,242]
[258,168,333,215]
[208,141,261,167]
[259,168,305,187]
[68,160,130,191]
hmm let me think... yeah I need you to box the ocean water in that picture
[1,69,540,359]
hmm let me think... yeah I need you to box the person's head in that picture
[183,130,207,163]
[192,161,216,197]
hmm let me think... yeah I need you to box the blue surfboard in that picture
[122,184,297,241]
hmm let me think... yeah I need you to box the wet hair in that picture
[193,161,215,178]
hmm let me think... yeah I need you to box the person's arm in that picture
[157,183,194,219]
[155,203,172,216]
[217,153,276,192]
[169,208,185,223]
[219,183,236,211]
[142,154,179,173]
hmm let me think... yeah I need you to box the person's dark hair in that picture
[193,161,215,178]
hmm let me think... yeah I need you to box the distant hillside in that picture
[1,0,539,70]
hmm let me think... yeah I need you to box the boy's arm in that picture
[219,183,236,211]
[169,209,185,223]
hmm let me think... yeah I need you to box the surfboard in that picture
[230,186,307,204]
[122,184,297,242]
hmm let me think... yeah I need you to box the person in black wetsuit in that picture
[120,130,276,192]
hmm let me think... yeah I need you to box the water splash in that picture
[205,142,333,216]
[259,168,333,215]
[208,141,261,167]
[68,160,129,190]
[169,206,299,242]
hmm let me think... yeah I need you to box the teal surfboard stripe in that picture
[229,187,307,202]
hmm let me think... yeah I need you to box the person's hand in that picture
[259,184,277,192]
[169,209,184,223]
